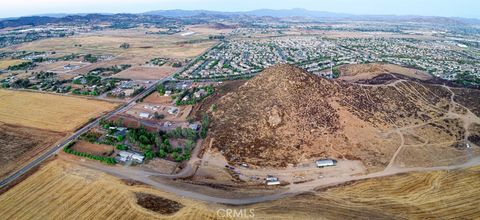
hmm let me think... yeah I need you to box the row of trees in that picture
[63,142,116,165]
[200,114,210,139]
[79,131,102,143]
[7,61,36,70]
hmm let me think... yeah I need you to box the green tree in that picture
[156,84,166,95]
[145,150,154,160]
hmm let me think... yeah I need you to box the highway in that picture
[0,75,172,188]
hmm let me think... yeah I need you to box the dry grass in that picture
[2,31,215,59]
[0,159,225,220]
[0,59,24,70]
[248,165,480,219]
[0,90,118,132]
[337,63,432,82]
[2,157,479,219]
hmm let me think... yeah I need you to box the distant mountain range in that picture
[143,8,352,18]
[144,8,480,24]
[0,8,478,28]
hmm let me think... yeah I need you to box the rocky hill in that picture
[209,64,480,171]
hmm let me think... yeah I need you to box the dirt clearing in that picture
[114,66,176,80]
[70,141,115,157]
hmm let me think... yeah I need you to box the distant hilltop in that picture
[1,8,479,27]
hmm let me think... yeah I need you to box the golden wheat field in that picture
[0,90,118,132]
[0,159,227,220]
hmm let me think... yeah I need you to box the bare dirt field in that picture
[143,92,173,104]
[114,66,177,80]
[0,123,64,178]
[0,159,223,220]
[0,89,118,132]
[71,141,115,157]
[140,158,179,174]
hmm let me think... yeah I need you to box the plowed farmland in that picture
[0,90,118,132]
[0,123,64,178]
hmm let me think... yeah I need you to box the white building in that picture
[167,107,179,115]
[139,112,150,119]
[265,175,280,186]
[117,151,145,163]
[315,159,337,168]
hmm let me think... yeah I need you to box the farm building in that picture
[139,112,150,119]
[117,151,145,163]
[189,123,200,131]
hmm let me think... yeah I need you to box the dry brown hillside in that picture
[337,63,432,82]
[209,64,480,171]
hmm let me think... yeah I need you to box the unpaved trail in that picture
[63,151,480,205]
[385,130,405,170]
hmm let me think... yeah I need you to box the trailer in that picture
[315,159,337,168]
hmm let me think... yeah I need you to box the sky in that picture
[0,0,479,19]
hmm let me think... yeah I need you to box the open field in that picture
[71,141,115,157]
[0,89,118,132]
[183,24,234,36]
[1,31,216,60]
[0,159,224,220]
[246,165,480,219]
[2,157,480,219]
[0,59,24,70]
[114,66,177,80]
[143,92,173,104]
[337,63,432,82]
[0,123,64,179]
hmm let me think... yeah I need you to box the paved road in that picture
[0,42,220,189]
[0,76,171,189]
